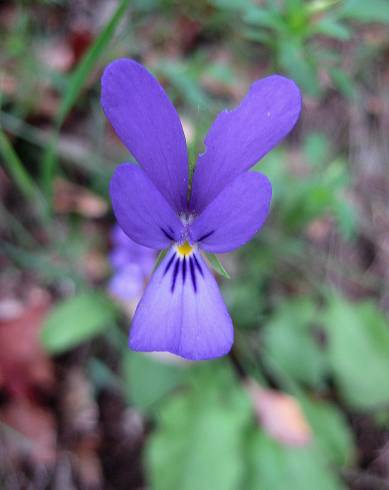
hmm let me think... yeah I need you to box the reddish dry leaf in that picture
[35,89,61,119]
[0,73,17,96]
[176,16,202,51]
[83,250,109,282]
[72,443,103,489]
[54,177,108,218]
[0,4,17,28]
[0,288,54,398]
[60,368,99,440]
[70,24,93,65]
[246,380,312,447]
[38,41,74,73]
[57,369,103,485]
[306,216,333,243]
[0,398,56,464]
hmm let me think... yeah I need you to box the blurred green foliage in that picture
[242,0,388,97]
[41,292,118,353]
[248,431,346,490]
[147,363,252,490]
[324,297,389,410]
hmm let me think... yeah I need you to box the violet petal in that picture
[190,75,301,213]
[110,164,184,250]
[108,264,145,302]
[101,59,189,212]
[129,249,233,360]
[190,172,272,253]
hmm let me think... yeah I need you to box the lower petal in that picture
[129,249,233,360]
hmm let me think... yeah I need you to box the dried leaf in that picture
[38,41,74,73]
[246,380,312,447]
[0,288,54,397]
[61,368,99,439]
[0,398,56,464]
[54,178,108,218]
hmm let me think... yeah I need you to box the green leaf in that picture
[247,431,346,490]
[205,252,231,279]
[88,357,121,392]
[329,67,357,100]
[243,28,274,46]
[323,296,389,410]
[122,352,187,412]
[262,298,328,387]
[277,40,321,97]
[155,59,211,110]
[285,0,306,12]
[223,281,265,328]
[332,197,357,239]
[243,6,286,31]
[279,173,338,231]
[41,0,130,199]
[303,132,330,168]
[147,362,251,490]
[313,17,351,40]
[211,0,252,12]
[299,397,355,467]
[338,0,389,23]
[41,292,116,354]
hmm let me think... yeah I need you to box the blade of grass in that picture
[153,249,169,272]
[57,0,130,127]
[0,110,115,177]
[1,241,85,286]
[0,201,38,247]
[0,127,46,215]
[41,0,130,201]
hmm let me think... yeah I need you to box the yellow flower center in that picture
[176,240,193,256]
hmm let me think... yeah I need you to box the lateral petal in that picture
[190,172,272,253]
[110,164,184,249]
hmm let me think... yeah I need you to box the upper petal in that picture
[110,164,184,250]
[190,171,272,253]
[129,249,234,360]
[190,75,301,213]
[101,58,189,212]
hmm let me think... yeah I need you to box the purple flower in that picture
[110,224,155,275]
[108,225,154,303]
[108,263,145,303]
[101,59,301,360]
